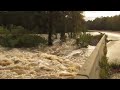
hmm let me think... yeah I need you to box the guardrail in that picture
[75,34,107,79]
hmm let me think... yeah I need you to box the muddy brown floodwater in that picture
[0,38,95,79]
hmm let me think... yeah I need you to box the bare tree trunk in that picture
[48,12,53,46]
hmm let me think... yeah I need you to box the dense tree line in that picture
[0,11,85,45]
[86,15,120,31]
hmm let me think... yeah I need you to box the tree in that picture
[86,15,120,31]
[48,11,54,46]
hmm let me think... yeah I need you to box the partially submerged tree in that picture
[0,11,85,46]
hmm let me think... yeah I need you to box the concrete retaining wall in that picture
[75,35,107,79]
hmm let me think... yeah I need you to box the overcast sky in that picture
[83,11,120,21]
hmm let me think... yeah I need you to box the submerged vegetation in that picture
[0,11,85,46]
[0,34,47,48]
[76,32,104,48]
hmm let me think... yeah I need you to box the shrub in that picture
[10,26,29,34]
[0,34,47,48]
[76,32,105,48]
[99,56,110,79]
[99,56,109,68]
[0,26,10,34]
[0,25,31,34]
[17,35,47,47]
[76,33,92,48]
[0,34,18,48]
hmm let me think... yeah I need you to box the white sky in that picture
[83,11,120,21]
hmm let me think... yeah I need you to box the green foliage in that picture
[99,56,109,68]
[104,35,108,55]
[99,56,110,79]
[76,33,92,48]
[99,37,109,79]
[10,26,29,34]
[0,25,31,34]
[18,35,47,47]
[86,15,120,31]
[0,34,47,48]
[99,69,109,79]
[109,62,120,69]
[76,32,104,48]
[0,26,10,34]
[0,11,85,46]
[0,34,18,47]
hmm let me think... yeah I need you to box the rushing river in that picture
[0,34,96,79]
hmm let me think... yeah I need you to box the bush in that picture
[76,32,105,48]
[10,26,30,34]
[99,56,109,69]
[0,25,31,34]
[99,56,110,79]
[0,34,47,48]
[76,33,92,48]
[17,35,47,47]
[0,34,18,48]
[0,26,10,34]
